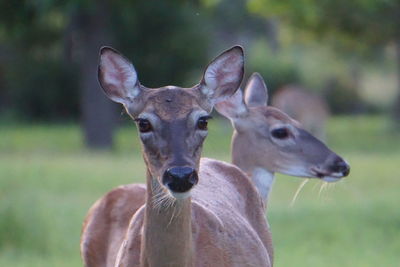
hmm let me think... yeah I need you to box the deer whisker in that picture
[290,179,310,207]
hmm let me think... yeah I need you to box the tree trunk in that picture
[0,45,14,116]
[68,1,118,149]
[393,39,400,129]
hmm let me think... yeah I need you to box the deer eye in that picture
[136,119,153,133]
[197,116,212,130]
[271,128,289,139]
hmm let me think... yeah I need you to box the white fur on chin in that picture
[171,191,191,200]
[322,177,342,183]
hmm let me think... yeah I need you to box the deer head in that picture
[98,46,244,199]
[215,73,350,183]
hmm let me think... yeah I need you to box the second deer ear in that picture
[215,89,248,119]
[98,47,142,106]
[244,73,268,107]
[199,46,244,105]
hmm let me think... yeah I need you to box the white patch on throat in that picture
[170,191,191,200]
[251,168,275,202]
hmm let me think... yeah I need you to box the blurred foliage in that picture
[0,0,209,121]
[324,78,364,114]
[248,0,400,47]
[247,39,301,94]
[246,39,370,115]
[4,58,79,120]
[109,0,210,87]
[0,0,398,122]
[247,0,400,117]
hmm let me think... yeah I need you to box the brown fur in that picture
[114,159,272,267]
[81,184,146,267]
[143,88,202,120]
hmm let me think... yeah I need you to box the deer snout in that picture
[312,155,350,183]
[162,167,198,194]
[329,156,350,177]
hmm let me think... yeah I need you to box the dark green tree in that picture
[0,0,210,148]
[249,0,400,125]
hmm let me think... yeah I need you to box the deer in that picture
[81,72,350,267]
[271,85,329,141]
[81,46,274,267]
[215,73,350,201]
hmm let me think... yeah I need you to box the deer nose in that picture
[330,157,350,177]
[162,167,198,193]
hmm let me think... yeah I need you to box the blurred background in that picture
[0,0,399,266]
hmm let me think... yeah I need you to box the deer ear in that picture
[215,89,248,119]
[199,46,244,105]
[98,47,142,106]
[244,73,268,107]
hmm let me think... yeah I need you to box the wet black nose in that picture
[331,157,350,177]
[162,167,198,193]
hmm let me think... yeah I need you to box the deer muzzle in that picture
[162,166,199,194]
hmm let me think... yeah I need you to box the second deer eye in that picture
[136,119,153,133]
[197,116,211,130]
[271,128,289,139]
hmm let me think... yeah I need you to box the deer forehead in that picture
[260,107,300,127]
[143,88,203,120]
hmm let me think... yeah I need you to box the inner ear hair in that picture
[214,88,248,119]
[200,46,244,103]
[244,73,268,108]
[98,46,141,105]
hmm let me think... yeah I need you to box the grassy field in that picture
[0,115,399,266]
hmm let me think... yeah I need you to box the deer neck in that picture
[231,130,275,202]
[250,168,275,201]
[141,170,194,267]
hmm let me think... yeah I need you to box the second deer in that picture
[215,73,349,201]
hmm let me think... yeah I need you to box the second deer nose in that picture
[330,157,350,177]
[162,167,198,193]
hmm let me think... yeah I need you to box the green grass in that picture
[0,115,399,266]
